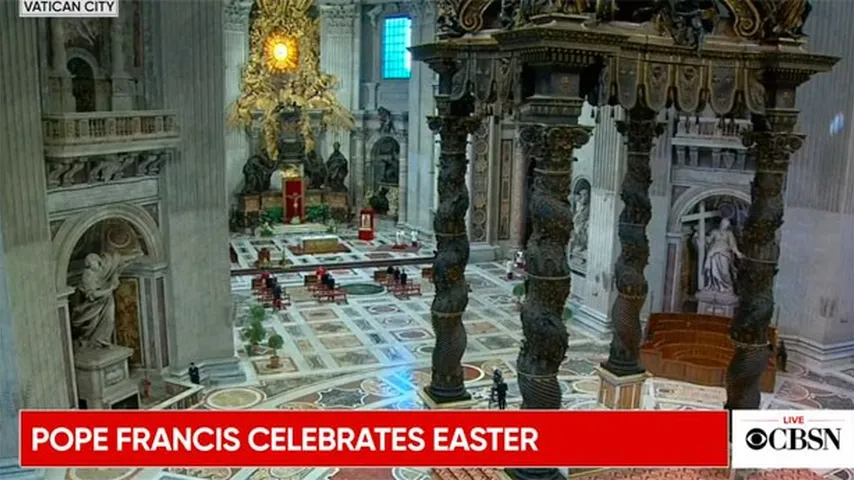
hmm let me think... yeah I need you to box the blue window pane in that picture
[383,16,412,79]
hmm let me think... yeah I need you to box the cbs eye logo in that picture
[745,428,768,450]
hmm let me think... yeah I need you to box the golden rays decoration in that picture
[229,0,355,159]
[264,32,298,72]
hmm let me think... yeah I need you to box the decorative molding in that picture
[469,118,489,242]
[45,151,171,189]
[52,203,165,291]
[409,0,437,19]
[321,3,357,33]
[497,138,512,240]
[224,0,252,32]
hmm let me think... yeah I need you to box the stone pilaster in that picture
[726,108,803,410]
[509,125,527,251]
[421,93,480,406]
[407,0,438,233]
[0,2,73,412]
[47,19,74,113]
[158,0,244,383]
[0,216,42,480]
[110,5,134,111]
[124,262,170,371]
[571,107,625,337]
[320,0,359,168]
[602,106,664,377]
[224,0,252,198]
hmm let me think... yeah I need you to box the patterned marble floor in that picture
[230,223,435,271]
[50,252,854,480]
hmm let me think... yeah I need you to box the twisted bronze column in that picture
[516,124,591,410]
[725,109,803,410]
[423,111,481,404]
[507,124,589,480]
[603,106,664,376]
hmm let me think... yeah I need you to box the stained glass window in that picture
[382,16,412,79]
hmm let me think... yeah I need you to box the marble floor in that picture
[52,245,854,480]
[229,223,435,271]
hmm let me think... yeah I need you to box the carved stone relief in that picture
[469,119,490,243]
[46,151,170,189]
[497,138,513,240]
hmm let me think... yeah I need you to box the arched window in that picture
[382,16,411,79]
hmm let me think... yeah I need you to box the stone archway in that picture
[53,203,164,292]
[51,204,165,406]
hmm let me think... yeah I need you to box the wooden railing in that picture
[641,312,777,392]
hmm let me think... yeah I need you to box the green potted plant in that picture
[267,334,285,368]
[243,305,267,355]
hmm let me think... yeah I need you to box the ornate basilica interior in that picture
[1,0,854,479]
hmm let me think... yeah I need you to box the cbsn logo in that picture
[744,415,842,451]
[20,0,118,18]
[731,410,854,469]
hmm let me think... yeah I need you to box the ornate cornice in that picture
[410,0,437,19]
[224,0,252,32]
[320,1,358,32]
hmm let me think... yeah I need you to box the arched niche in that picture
[66,47,106,113]
[365,136,402,218]
[663,187,750,313]
[54,204,165,373]
[54,203,164,292]
[369,136,401,188]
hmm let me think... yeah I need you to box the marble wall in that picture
[406,0,438,233]
[158,0,242,376]
[773,1,854,364]
[0,2,74,410]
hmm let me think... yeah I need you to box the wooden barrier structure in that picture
[640,312,777,393]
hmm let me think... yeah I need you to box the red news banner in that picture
[20,410,728,468]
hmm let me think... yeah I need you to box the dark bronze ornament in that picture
[517,124,591,409]
[725,108,803,410]
[424,111,482,404]
[603,106,665,376]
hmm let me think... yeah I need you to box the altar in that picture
[299,234,339,254]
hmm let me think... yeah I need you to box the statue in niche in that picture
[241,151,278,194]
[696,217,743,293]
[325,142,348,192]
[369,187,391,215]
[570,186,590,261]
[374,137,400,185]
[378,106,395,133]
[71,250,143,349]
[303,150,327,190]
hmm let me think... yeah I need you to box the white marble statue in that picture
[410,230,418,245]
[699,218,743,293]
[570,187,590,258]
[71,250,142,349]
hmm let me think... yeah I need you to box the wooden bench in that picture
[640,312,777,392]
[304,274,318,286]
[374,270,389,282]
[392,282,422,299]
[313,287,347,304]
